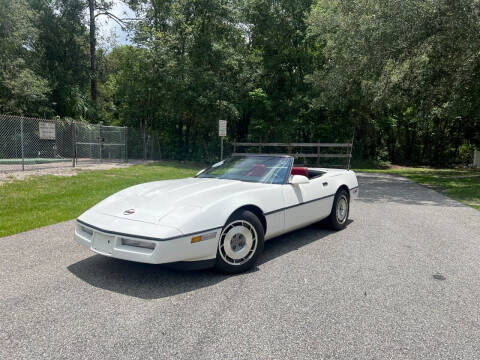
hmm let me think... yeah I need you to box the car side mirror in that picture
[290,175,309,185]
[196,169,206,176]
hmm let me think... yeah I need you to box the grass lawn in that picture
[355,167,480,210]
[0,162,200,238]
[1,160,478,238]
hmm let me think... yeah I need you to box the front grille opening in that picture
[121,238,156,250]
[77,224,94,239]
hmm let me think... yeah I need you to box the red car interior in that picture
[291,167,309,178]
[247,164,267,177]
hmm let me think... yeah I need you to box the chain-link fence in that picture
[0,115,161,173]
[127,127,162,160]
[0,115,74,172]
[74,123,127,164]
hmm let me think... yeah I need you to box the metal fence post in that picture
[72,121,76,167]
[143,126,146,162]
[20,118,25,171]
[98,123,102,163]
[221,137,224,160]
[124,126,128,163]
[347,128,355,170]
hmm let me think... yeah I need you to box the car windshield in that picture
[197,156,293,184]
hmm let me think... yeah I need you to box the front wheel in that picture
[327,189,350,230]
[215,210,265,274]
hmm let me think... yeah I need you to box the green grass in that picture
[2,160,478,238]
[0,162,200,237]
[354,167,480,210]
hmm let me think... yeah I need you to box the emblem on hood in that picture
[123,209,135,215]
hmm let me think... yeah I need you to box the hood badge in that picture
[123,209,135,215]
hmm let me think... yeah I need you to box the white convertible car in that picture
[74,155,358,273]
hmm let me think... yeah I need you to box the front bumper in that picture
[74,221,220,265]
[350,186,359,200]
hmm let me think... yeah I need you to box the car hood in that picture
[88,177,264,225]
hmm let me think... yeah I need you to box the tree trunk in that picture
[89,0,97,103]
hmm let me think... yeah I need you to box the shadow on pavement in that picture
[67,223,340,299]
[356,173,464,207]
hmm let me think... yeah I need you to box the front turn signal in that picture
[191,232,217,244]
[191,236,202,243]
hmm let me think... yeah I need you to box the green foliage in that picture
[114,0,254,161]
[33,0,91,118]
[0,0,51,116]
[307,0,480,165]
[0,0,478,166]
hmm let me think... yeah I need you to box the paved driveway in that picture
[1,173,479,359]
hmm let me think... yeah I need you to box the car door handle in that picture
[323,182,328,186]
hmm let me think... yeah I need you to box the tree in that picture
[88,0,138,104]
[114,0,251,160]
[89,0,97,103]
[0,0,51,115]
[1,0,478,165]
[245,0,320,142]
[30,0,90,118]
[307,0,480,165]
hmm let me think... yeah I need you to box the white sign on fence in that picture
[39,122,56,140]
[474,150,480,168]
[219,120,227,137]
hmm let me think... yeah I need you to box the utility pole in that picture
[88,0,97,103]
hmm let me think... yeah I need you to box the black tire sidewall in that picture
[329,189,350,230]
[215,210,265,274]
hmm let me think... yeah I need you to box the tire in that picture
[215,210,265,274]
[327,189,350,230]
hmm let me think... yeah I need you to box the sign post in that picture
[219,120,227,160]
[21,118,25,171]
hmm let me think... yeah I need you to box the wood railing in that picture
[232,142,353,169]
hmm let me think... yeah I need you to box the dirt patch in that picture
[0,160,147,184]
[390,165,422,170]
[441,174,480,179]
[390,164,480,172]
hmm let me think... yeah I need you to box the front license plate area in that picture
[93,233,115,254]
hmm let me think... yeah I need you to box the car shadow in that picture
[67,222,347,300]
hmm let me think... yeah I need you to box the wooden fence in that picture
[232,142,353,169]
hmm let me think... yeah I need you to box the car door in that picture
[282,176,334,232]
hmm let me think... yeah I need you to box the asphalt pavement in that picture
[1,173,480,359]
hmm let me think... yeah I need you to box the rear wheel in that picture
[327,189,350,230]
[215,210,264,274]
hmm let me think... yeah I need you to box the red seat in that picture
[247,164,267,177]
[291,167,309,178]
